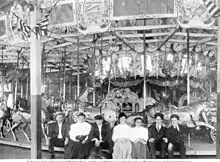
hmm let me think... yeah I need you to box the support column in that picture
[216,0,220,158]
[30,9,42,159]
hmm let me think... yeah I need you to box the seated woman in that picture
[131,117,150,159]
[112,112,132,159]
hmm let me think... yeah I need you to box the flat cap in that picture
[94,115,103,120]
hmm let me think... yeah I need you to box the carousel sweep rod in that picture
[30,6,42,159]
[143,19,147,113]
[77,36,80,98]
[217,0,220,158]
[156,26,179,50]
[111,31,137,53]
[1,46,4,102]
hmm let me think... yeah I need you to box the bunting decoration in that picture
[203,0,220,18]
[35,12,50,37]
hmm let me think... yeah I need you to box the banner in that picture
[74,0,112,35]
[177,0,218,28]
[112,0,177,20]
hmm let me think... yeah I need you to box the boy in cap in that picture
[166,114,187,159]
[148,113,168,159]
[47,111,69,159]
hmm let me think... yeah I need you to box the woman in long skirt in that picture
[131,117,150,159]
[112,112,132,159]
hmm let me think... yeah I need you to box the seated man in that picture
[166,114,187,159]
[47,112,69,159]
[148,113,168,159]
[89,115,111,153]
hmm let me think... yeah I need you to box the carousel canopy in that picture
[0,0,218,81]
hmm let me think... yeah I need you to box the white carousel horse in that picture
[8,104,50,142]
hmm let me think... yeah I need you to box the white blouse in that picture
[130,127,148,142]
[112,124,132,142]
[69,122,91,141]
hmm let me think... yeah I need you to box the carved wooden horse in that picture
[0,103,12,138]
[9,105,50,142]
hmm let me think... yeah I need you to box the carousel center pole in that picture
[30,6,42,159]
[143,19,147,112]
[217,0,220,158]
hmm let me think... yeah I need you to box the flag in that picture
[18,18,30,40]
[203,0,220,18]
[36,13,50,37]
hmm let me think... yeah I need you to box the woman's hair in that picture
[134,117,143,123]
[118,112,127,119]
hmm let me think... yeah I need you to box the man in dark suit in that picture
[148,113,168,159]
[89,115,111,154]
[47,112,69,159]
[166,114,187,159]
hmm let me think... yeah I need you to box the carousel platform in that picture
[0,138,216,156]
[0,127,216,157]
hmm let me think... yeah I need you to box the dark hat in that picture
[170,114,179,120]
[54,112,65,118]
[78,112,86,117]
[118,112,127,119]
[154,113,164,120]
[94,115,103,120]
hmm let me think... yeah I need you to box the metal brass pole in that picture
[1,46,4,102]
[187,29,190,106]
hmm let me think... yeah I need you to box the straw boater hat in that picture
[54,112,65,118]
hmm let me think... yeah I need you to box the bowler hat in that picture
[94,115,103,120]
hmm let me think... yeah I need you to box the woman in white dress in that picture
[131,117,150,159]
[112,112,132,159]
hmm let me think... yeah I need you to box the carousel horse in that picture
[76,87,94,109]
[8,103,51,142]
[0,103,12,138]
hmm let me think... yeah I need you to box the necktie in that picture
[156,126,159,131]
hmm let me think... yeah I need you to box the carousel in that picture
[0,0,219,158]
